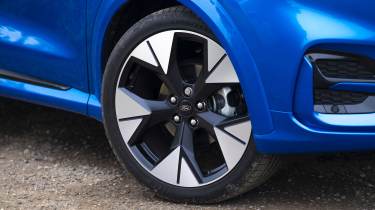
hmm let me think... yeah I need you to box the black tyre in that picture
[102,6,280,203]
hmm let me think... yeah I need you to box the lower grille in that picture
[314,89,368,105]
[308,51,375,114]
[316,59,375,81]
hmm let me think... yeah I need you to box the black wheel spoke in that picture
[193,49,224,97]
[196,111,227,138]
[170,122,191,150]
[194,69,239,99]
[196,112,251,170]
[151,34,186,95]
[158,62,185,95]
[197,111,250,145]
[193,40,239,99]
[116,87,175,146]
[126,100,175,146]
[171,122,203,184]
[144,100,175,127]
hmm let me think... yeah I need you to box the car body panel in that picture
[0,0,375,153]
[0,0,89,91]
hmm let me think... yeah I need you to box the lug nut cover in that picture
[170,96,177,104]
[190,118,198,126]
[173,115,181,123]
[184,87,193,97]
[196,102,205,110]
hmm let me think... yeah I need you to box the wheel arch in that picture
[88,0,274,135]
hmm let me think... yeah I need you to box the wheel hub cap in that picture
[178,100,194,117]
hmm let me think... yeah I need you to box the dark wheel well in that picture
[102,0,180,73]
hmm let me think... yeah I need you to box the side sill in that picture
[0,77,89,116]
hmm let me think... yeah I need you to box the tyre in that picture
[102,6,280,203]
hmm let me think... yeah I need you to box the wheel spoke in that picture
[219,117,252,144]
[197,111,251,170]
[131,31,184,95]
[205,55,239,84]
[194,39,239,99]
[128,31,179,91]
[126,102,175,146]
[179,156,200,187]
[207,39,226,73]
[116,88,151,120]
[116,88,175,145]
[215,117,251,170]
[152,32,185,95]
[151,147,181,185]
[118,118,144,144]
[196,111,227,137]
[158,62,185,95]
[130,40,158,67]
[148,31,175,75]
[171,122,203,185]
[213,127,246,170]
[144,100,175,127]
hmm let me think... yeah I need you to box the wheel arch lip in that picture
[88,0,124,103]
[88,0,274,135]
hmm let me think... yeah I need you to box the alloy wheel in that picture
[115,30,252,187]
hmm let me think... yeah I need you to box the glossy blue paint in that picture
[87,95,102,121]
[331,82,375,94]
[0,0,375,153]
[255,110,375,154]
[0,1,89,91]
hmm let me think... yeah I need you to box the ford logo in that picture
[180,104,192,112]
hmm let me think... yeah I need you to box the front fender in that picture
[176,0,274,135]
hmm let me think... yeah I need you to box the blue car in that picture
[1,0,374,203]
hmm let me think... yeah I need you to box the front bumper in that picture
[255,110,375,154]
[255,54,375,154]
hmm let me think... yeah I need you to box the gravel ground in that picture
[0,98,375,210]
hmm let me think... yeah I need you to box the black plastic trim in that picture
[0,69,70,90]
[307,51,375,87]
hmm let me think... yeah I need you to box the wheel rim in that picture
[115,30,252,187]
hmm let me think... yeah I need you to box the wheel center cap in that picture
[178,100,194,117]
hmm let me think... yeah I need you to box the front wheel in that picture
[102,6,280,203]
